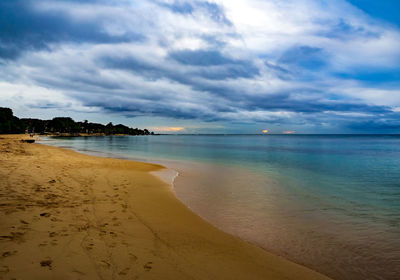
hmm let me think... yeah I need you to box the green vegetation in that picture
[0,107,24,134]
[0,107,153,135]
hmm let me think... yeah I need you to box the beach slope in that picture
[0,135,331,280]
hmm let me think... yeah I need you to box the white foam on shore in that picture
[151,168,179,191]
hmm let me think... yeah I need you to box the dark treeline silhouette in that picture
[0,107,153,135]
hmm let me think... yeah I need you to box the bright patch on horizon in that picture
[151,127,185,132]
[283,130,296,134]
[262,130,269,133]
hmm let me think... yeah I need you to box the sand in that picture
[0,135,331,280]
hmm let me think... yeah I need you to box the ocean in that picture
[42,134,400,280]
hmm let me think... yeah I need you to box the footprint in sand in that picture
[40,259,52,269]
[40,212,51,218]
[143,262,153,272]
[39,239,49,247]
[0,232,25,243]
[118,267,130,275]
[1,251,16,258]
[85,243,94,250]
[16,205,26,211]
[77,224,90,232]
[99,260,111,269]
[129,253,138,262]
[72,269,86,276]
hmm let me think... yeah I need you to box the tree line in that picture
[0,107,153,135]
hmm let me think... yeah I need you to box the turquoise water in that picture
[43,135,400,280]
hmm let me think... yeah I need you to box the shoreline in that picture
[0,135,331,279]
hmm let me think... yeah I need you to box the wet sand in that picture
[0,135,331,280]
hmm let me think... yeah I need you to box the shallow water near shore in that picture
[42,134,400,280]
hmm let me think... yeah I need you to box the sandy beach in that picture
[0,135,331,280]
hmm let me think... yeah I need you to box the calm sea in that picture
[43,135,400,280]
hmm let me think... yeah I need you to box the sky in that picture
[0,0,399,134]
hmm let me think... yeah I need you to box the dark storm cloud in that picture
[156,1,194,14]
[0,0,143,59]
[243,93,392,114]
[195,64,259,80]
[69,54,393,122]
[101,51,259,82]
[168,49,260,80]
[317,19,381,40]
[81,97,220,120]
[82,92,393,125]
[278,46,328,71]
[100,57,164,80]
[155,0,232,25]
[347,118,400,131]
[34,49,393,125]
[169,50,238,66]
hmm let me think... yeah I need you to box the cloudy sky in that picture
[1,0,399,133]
